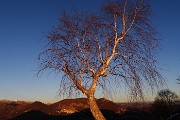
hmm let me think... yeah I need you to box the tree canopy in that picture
[38,0,164,100]
[38,0,164,119]
[155,89,178,103]
[153,89,178,119]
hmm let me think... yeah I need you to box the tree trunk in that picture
[88,96,106,120]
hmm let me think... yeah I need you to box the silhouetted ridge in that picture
[0,98,159,120]
[97,98,120,111]
[119,109,152,120]
[22,101,53,114]
[12,110,50,120]
[13,109,122,120]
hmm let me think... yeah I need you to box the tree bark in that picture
[88,96,106,120]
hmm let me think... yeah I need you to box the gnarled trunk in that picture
[88,96,106,120]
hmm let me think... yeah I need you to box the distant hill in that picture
[0,98,124,120]
[0,98,155,120]
[0,100,31,120]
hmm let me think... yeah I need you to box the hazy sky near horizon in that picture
[0,0,180,102]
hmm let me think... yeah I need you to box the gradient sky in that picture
[0,0,179,103]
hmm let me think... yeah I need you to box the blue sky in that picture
[0,0,179,103]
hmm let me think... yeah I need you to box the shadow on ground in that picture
[12,109,153,120]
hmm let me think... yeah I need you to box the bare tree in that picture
[155,89,178,106]
[38,0,164,120]
[153,89,178,119]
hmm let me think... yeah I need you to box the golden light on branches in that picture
[38,0,164,119]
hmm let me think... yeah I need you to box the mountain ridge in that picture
[0,98,164,120]
[0,98,126,120]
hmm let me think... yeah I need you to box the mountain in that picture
[49,98,125,115]
[0,98,156,120]
[49,98,89,115]
[1,98,179,120]
[0,100,31,120]
[21,101,53,114]
[0,98,125,120]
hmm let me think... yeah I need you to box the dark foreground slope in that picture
[0,98,125,119]
[13,108,180,120]
[2,98,180,120]
[12,109,153,120]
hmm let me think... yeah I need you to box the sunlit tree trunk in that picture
[88,95,106,120]
[86,76,106,120]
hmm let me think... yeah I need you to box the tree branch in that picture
[64,63,88,95]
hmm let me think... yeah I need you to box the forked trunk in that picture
[88,96,106,120]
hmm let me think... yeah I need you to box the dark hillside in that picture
[12,109,123,120]
[3,98,178,120]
